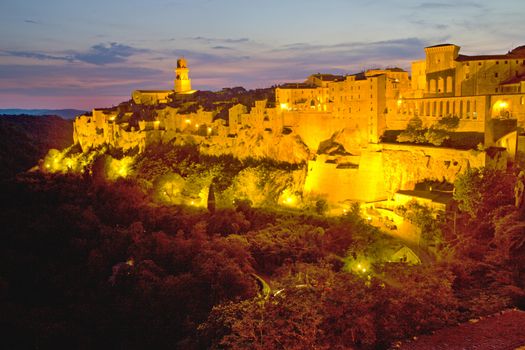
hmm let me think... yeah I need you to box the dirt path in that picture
[397,309,525,350]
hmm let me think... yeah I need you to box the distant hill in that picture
[0,115,73,179]
[0,109,86,119]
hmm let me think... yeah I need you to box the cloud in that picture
[1,42,148,66]
[416,2,482,9]
[0,64,167,96]
[271,37,435,63]
[72,43,148,65]
[410,19,448,30]
[24,19,40,24]
[1,50,73,62]
[211,46,235,50]
[190,36,250,44]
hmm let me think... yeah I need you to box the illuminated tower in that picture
[174,57,192,93]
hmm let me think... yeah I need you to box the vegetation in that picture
[396,115,460,146]
[0,163,523,349]
[1,120,525,349]
[0,115,72,179]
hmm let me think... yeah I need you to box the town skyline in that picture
[1,0,525,109]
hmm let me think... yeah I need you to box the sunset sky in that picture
[1,0,524,109]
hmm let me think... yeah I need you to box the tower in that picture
[174,57,192,93]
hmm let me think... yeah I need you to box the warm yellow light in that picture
[280,103,289,110]
[397,99,403,107]
[498,101,509,109]
[190,200,195,205]
[109,116,115,121]
[207,127,212,133]
[195,124,199,128]
[286,196,294,204]
[185,119,191,124]
[118,166,127,177]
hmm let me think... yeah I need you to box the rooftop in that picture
[456,45,525,62]
[278,83,317,89]
[310,73,345,81]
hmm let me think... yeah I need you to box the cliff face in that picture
[70,103,506,205]
[381,144,487,195]
[199,129,310,164]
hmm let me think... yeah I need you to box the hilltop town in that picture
[48,44,525,209]
[6,44,525,350]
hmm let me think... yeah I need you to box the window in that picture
[505,60,508,64]
[478,62,482,66]
[495,72,499,78]
[496,61,499,64]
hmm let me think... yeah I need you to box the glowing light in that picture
[109,116,116,121]
[280,103,289,110]
[118,165,127,177]
[207,127,212,134]
[280,189,299,207]
[190,200,195,205]
[397,99,403,107]
[45,164,50,169]
[498,101,509,109]
[195,124,199,128]
[185,119,191,124]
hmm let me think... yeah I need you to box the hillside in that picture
[0,115,73,179]
[0,109,86,119]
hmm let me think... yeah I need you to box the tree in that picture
[453,168,514,218]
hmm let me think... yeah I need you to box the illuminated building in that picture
[71,45,525,203]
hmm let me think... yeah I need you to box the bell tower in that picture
[174,57,192,93]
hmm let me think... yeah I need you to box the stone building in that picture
[131,57,196,105]
[72,45,524,205]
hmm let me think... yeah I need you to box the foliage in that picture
[396,115,460,146]
[395,200,443,246]
[200,263,459,349]
[453,167,514,218]
[3,146,525,349]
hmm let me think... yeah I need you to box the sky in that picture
[1,0,524,110]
